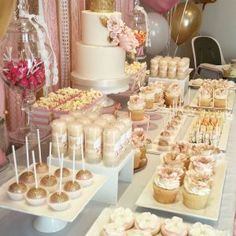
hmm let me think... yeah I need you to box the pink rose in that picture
[107,16,124,35]
[119,31,139,53]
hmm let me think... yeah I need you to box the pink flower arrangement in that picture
[106,16,139,53]
[3,59,45,91]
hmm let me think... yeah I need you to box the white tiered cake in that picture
[72,2,130,94]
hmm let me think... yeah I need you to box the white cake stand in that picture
[71,73,129,107]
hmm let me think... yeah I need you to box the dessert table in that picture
[0,89,235,235]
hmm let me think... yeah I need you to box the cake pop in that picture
[64,145,81,199]
[76,142,93,187]
[49,154,70,211]
[19,137,35,186]
[25,151,47,206]
[8,145,27,201]
[36,129,48,176]
[40,142,58,192]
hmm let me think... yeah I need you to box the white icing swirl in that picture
[135,212,160,231]
[154,175,179,190]
[110,208,134,227]
[163,216,187,234]
[191,156,215,176]
[184,170,211,196]
[103,222,125,235]
[189,222,215,236]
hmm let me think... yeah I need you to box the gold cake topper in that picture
[89,0,115,13]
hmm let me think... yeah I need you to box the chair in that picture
[191,36,226,79]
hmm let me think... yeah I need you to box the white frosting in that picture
[128,101,145,111]
[81,10,122,46]
[103,222,126,236]
[73,42,126,80]
[110,208,134,227]
[184,171,211,196]
[191,156,215,176]
[163,217,187,234]
[154,176,179,190]
[189,222,215,236]
[135,212,160,231]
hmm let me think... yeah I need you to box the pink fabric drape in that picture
[0,81,4,117]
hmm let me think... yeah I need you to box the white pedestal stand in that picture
[50,148,134,204]
[33,216,68,233]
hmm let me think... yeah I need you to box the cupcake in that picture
[134,212,161,235]
[128,95,145,121]
[110,208,134,230]
[139,86,156,109]
[198,87,212,107]
[162,152,189,170]
[165,83,181,107]
[189,156,215,176]
[102,222,126,236]
[161,216,188,236]
[183,170,212,210]
[153,166,182,204]
[189,222,216,236]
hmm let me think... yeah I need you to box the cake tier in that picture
[81,10,122,47]
[73,42,126,80]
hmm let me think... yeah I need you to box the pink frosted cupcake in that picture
[161,216,188,236]
[183,170,212,209]
[153,166,183,204]
[128,95,145,121]
[189,156,215,176]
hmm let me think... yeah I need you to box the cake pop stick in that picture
[32,151,38,189]
[48,142,52,175]
[81,139,85,171]
[25,136,30,172]
[72,145,76,182]
[12,145,19,184]
[37,129,42,164]
[59,154,64,193]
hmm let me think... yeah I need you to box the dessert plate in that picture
[146,115,188,155]
[136,159,227,221]
[183,116,232,151]
[0,166,107,222]
[86,208,229,236]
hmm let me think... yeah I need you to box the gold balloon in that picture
[171,2,202,45]
[0,0,17,39]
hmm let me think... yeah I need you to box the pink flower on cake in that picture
[119,27,139,53]
[104,16,139,53]
[107,16,124,34]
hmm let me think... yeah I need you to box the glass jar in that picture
[130,0,148,61]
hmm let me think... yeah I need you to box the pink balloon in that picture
[142,0,180,13]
